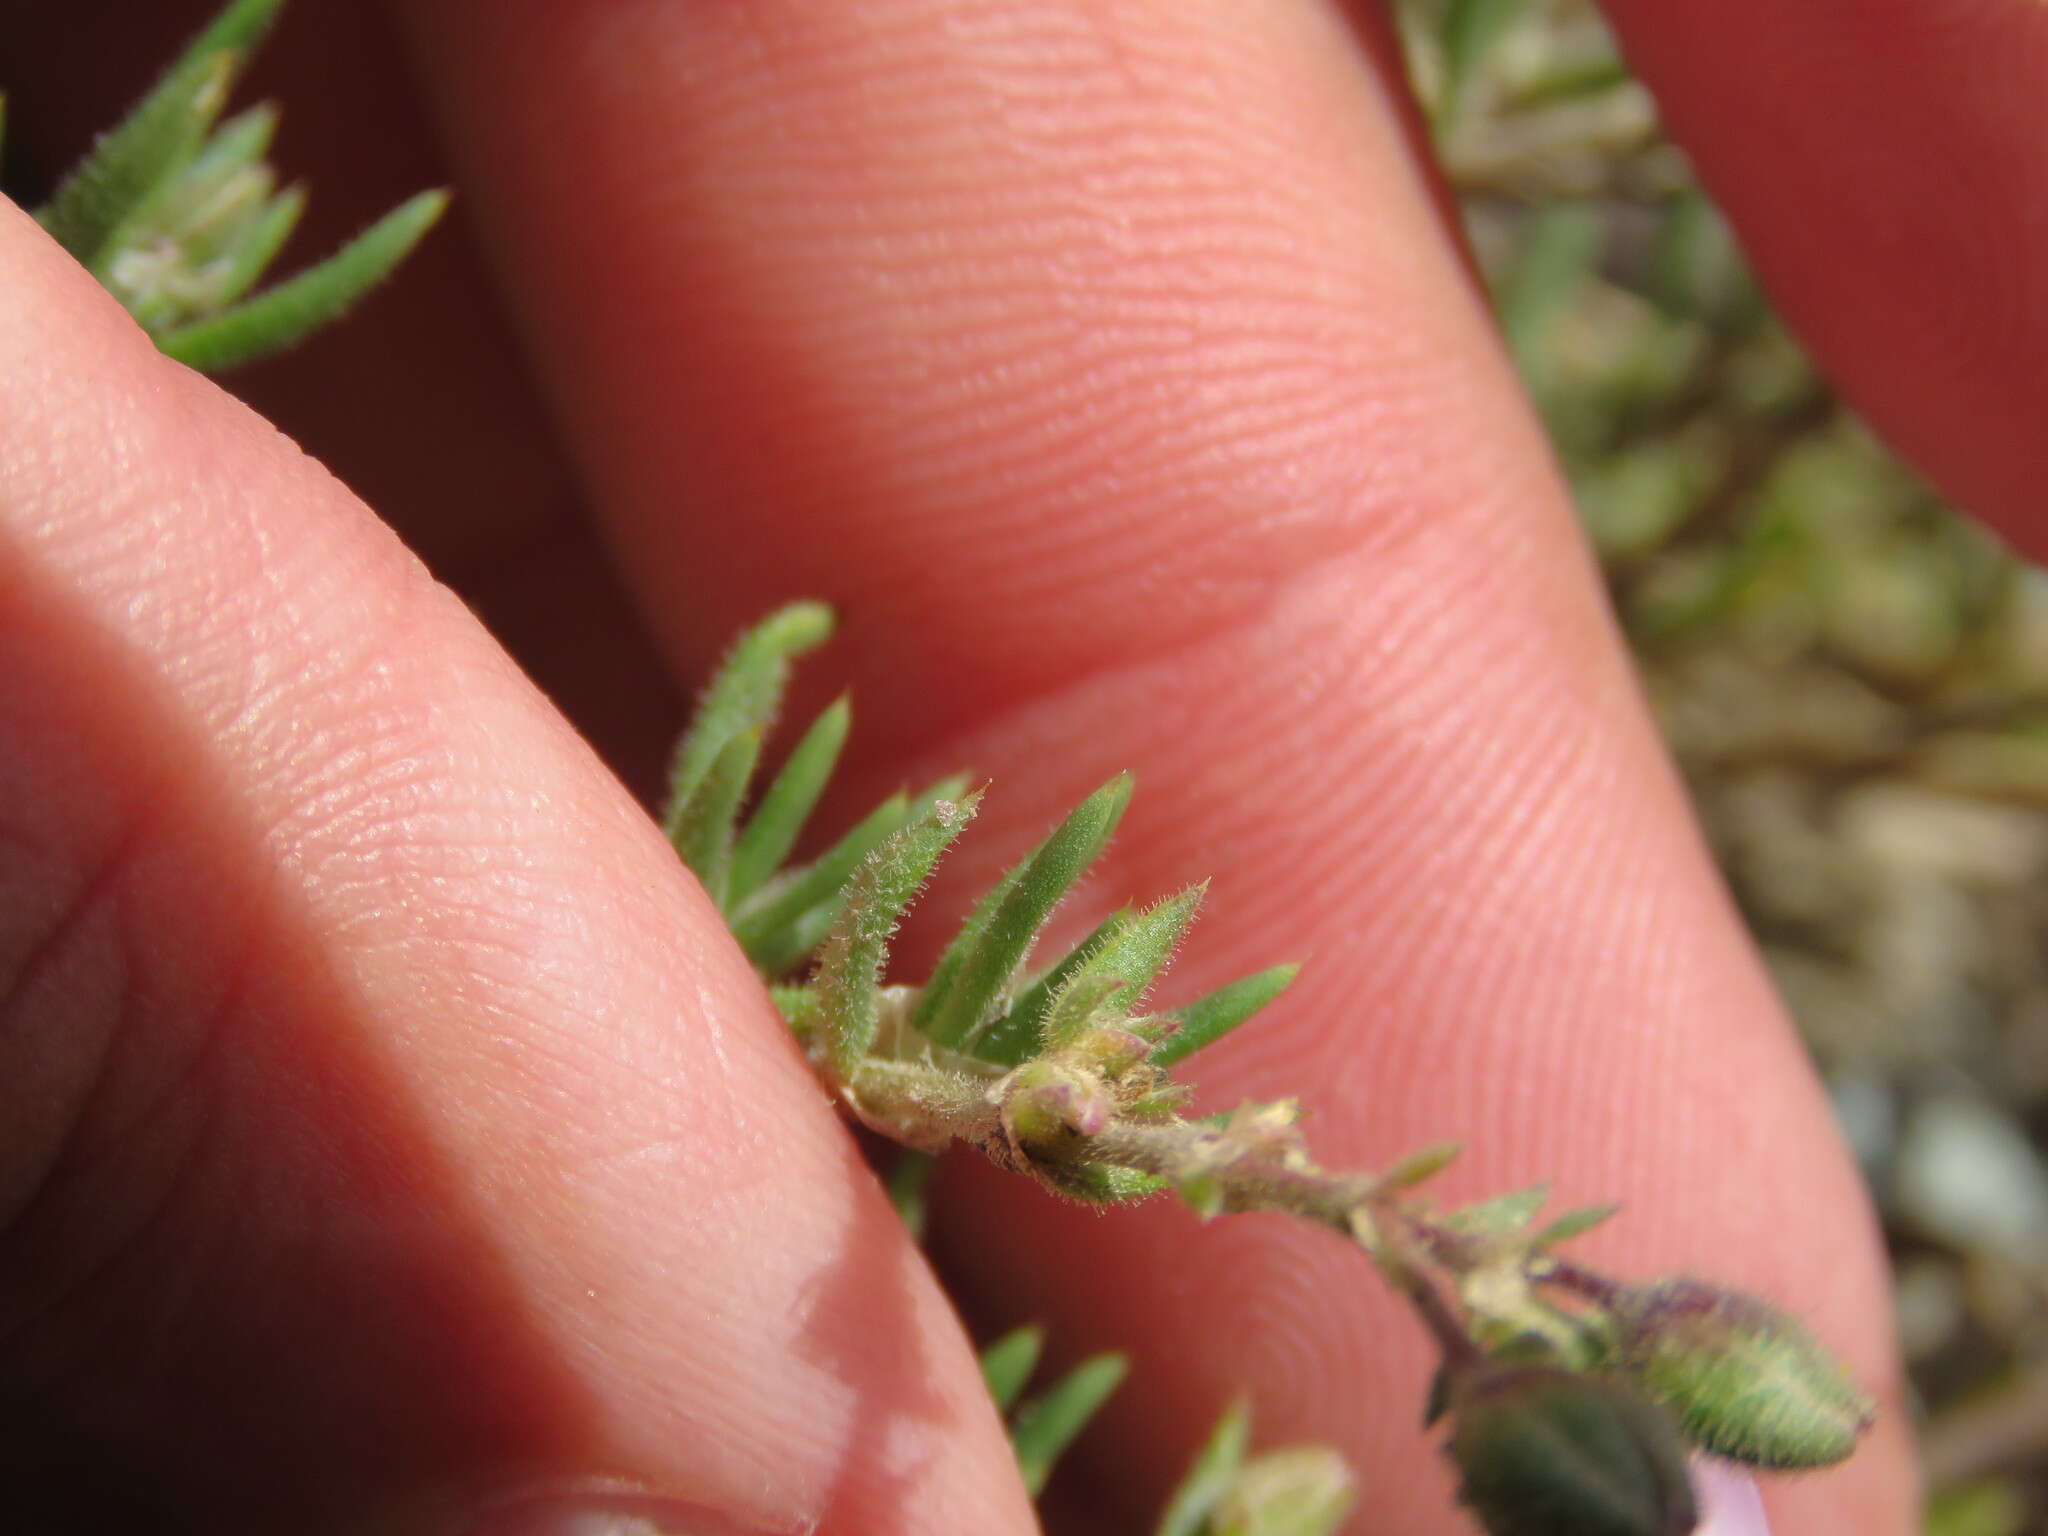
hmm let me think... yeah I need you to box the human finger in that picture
[1596,0,2048,539]
[389,1,1915,1529]
[0,202,1030,1536]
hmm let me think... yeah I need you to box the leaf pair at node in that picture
[821,766,1295,1088]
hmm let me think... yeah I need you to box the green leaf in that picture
[154,187,448,371]
[1010,1352,1129,1496]
[975,883,1205,1068]
[1377,1140,1464,1191]
[1151,963,1299,1067]
[1530,1203,1619,1251]
[188,100,279,185]
[184,0,289,57]
[814,792,980,1080]
[1444,1183,1551,1236]
[670,728,761,909]
[986,907,1131,1054]
[40,46,235,271]
[980,1325,1045,1413]
[662,601,834,837]
[1155,1398,1252,1536]
[1039,884,1204,1050]
[734,791,908,968]
[204,182,305,313]
[918,773,1134,1049]
[734,775,970,973]
[911,860,1026,1042]
[728,694,851,906]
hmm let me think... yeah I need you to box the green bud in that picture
[1001,1060,1112,1143]
[1604,1277,1875,1469]
[1446,1367,1697,1536]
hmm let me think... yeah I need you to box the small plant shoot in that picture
[662,604,1874,1536]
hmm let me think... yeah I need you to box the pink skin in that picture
[7,0,2042,1529]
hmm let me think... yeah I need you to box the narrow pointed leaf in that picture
[975,880,1205,1069]
[979,1326,1045,1413]
[41,49,233,269]
[662,601,833,836]
[1151,963,1300,1066]
[1378,1140,1464,1191]
[733,791,909,972]
[155,188,449,372]
[1008,971,1123,1071]
[1444,1182,1551,1236]
[1035,884,1204,1054]
[987,908,1132,1059]
[912,859,1026,1040]
[1155,1398,1252,1536]
[206,183,305,311]
[1531,1203,1620,1251]
[728,694,851,905]
[734,775,970,973]
[815,793,980,1081]
[1010,1353,1129,1496]
[37,0,280,263]
[671,728,761,909]
[184,0,288,57]
[189,101,279,184]
[919,773,1134,1048]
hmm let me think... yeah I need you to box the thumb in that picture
[0,200,1029,1536]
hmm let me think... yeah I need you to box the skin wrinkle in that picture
[406,1,1552,761]
[0,201,1033,1531]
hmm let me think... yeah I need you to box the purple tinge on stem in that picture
[1692,1458,1771,1536]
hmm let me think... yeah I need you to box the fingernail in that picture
[1691,1458,1772,1536]
[468,1491,806,1536]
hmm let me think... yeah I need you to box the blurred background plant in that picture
[1394,3,2048,1531]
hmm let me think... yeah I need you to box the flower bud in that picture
[1446,1367,1697,1536]
[1604,1277,1874,1470]
[1000,1060,1113,1143]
